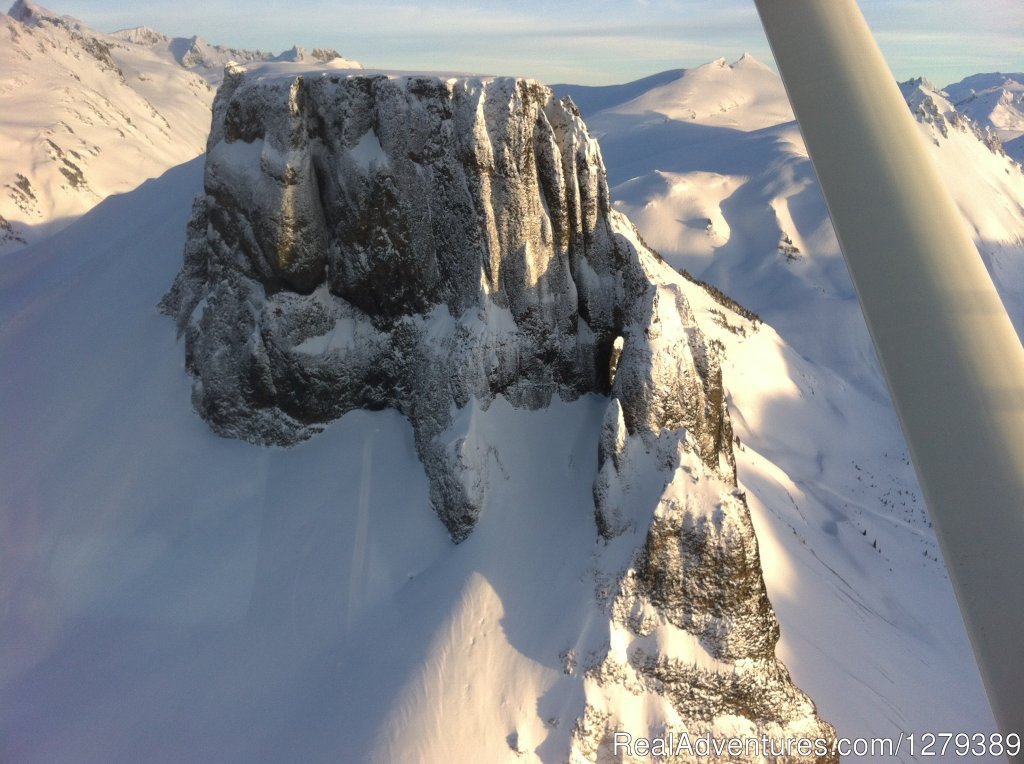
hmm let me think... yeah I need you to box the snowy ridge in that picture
[899,77,1007,157]
[558,56,1023,757]
[944,71,1024,161]
[0,0,213,253]
[0,2,362,255]
[897,77,1024,331]
[110,26,363,86]
[564,54,793,134]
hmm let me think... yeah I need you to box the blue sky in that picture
[48,0,1024,86]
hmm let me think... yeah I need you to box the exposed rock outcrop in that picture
[163,64,835,760]
[576,236,835,762]
[164,68,631,540]
[900,77,1009,156]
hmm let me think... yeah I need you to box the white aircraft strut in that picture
[755,0,1024,752]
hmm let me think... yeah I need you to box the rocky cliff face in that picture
[164,66,629,540]
[163,64,835,760]
[900,77,1010,156]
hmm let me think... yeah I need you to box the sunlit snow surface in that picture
[0,159,620,762]
[0,2,364,255]
[0,5,214,253]
[3,54,1021,762]
[559,56,1024,760]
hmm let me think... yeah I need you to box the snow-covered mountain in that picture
[110,26,361,86]
[1,62,839,762]
[944,71,1024,161]
[557,54,1024,758]
[0,0,213,252]
[162,63,838,756]
[560,54,793,133]
[2,7,1020,757]
[0,1,362,255]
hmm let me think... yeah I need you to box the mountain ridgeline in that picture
[162,64,835,758]
[0,0,363,254]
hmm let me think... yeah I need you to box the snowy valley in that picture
[3,4,1024,763]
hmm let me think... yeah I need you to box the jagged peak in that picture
[695,54,773,75]
[310,47,344,63]
[268,45,349,64]
[271,45,305,62]
[899,75,1008,156]
[899,76,952,108]
[902,75,939,92]
[8,0,66,26]
[733,51,770,69]
[111,25,169,45]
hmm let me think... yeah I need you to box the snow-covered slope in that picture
[557,55,793,134]
[110,26,362,86]
[0,1,363,255]
[1,65,837,762]
[0,0,214,253]
[557,59,1024,758]
[944,71,1024,161]
[897,78,1024,328]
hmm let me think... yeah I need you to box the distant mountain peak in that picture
[704,53,770,72]
[734,51,769,68]
[897,75,1008,156]
[568,53,791,132]
[1,0,215,253]
[269,45,352,64]
[272,44,304,61]
[8,0,67,26]
[899,77,953,112]
[902,75,939,92]
[110,25,168,46]
[944,72,1024,160]
[111,25,360,84]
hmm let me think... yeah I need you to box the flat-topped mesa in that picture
[164,64,739,538]
[202,67,622,324]
[164,65,647,536]
[163,63,835,756]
